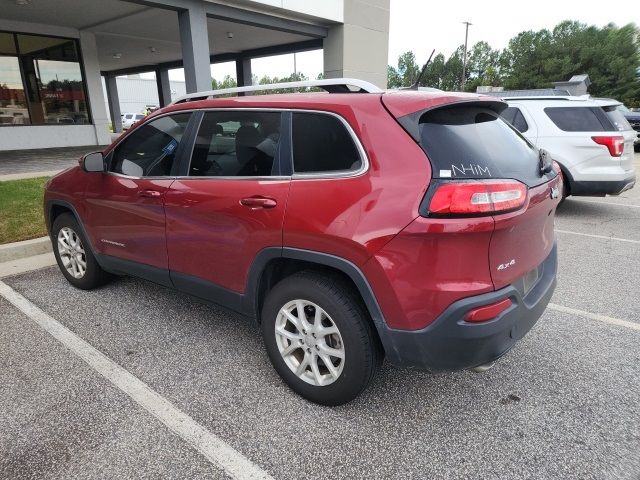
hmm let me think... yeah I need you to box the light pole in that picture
[461,21,472,90]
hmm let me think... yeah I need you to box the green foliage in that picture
[0,177,48,244]
[211,75,237,97]
[387,20,640,105]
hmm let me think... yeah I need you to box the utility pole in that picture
[461,21,472,91]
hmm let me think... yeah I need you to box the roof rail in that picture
[171,78,382,104]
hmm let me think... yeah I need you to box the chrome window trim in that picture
[173,175,291,181]
[109,107,369,181]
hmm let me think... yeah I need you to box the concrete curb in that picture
[0,252,56,279]
[0,236,52,263]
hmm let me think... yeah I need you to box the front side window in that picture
[291,112,362,173]
[110,113,191,177]
[189,111,282,177]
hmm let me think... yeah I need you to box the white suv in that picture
[500,96,636,198]
[121,112,146,130]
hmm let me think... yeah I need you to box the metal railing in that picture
[171,78,382,104]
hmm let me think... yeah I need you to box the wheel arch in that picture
[46,200,96,252]
[246,247,391,355]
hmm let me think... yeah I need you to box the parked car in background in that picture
[500,96,636,199]
[44,79,561,405]
[615,104,640,152]
[121,112,146,130]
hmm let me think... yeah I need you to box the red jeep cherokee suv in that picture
[44,79,561,405]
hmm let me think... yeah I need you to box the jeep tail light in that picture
[465,298,513,323]
[592,135,624,157]
[428,180,527,216]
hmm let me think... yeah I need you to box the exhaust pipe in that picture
[470,361,496,373]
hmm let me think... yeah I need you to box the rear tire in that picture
[261,271,381,406]
[52,213,110,290]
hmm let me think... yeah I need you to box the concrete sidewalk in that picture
[0,146,108,177]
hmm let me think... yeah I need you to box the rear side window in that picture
[602,105,632,132]
[501,107,529,133]
[544,107,610,132]
[419,106,544,186]
[189,111,282,177]
[292,112,362,174]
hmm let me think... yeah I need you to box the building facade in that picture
[0,0,390,151]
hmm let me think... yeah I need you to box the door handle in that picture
[240,196,277,209]
[139,189,161,198]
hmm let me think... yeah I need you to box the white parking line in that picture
[569,199,640,209]
[556,229,640,245]
[0,280,274,480]
[548,303,640,332]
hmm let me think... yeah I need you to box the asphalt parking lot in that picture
[1,155,639,479]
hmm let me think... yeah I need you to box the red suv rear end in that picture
[44,81,561,405]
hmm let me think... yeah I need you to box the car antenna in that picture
[405,49,435,90]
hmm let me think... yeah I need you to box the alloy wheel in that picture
[57,227,87,279]
[274,299,345,386]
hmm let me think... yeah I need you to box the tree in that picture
[386,21,640,105]
[441,45,464,91]
[465,41,502,92]
[211,75,237,97]
[421,53,446,89]
[387,65,402,88]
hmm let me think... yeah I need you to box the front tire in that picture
[261,271,381,406]
[52,213,110,290]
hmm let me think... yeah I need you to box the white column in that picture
[323,0,390,89]
[79,30,112,145]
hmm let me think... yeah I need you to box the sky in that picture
[388,0,638,67]
[159,0,637,83]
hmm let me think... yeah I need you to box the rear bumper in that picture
[570,174,635,196]
[381,242,558,371]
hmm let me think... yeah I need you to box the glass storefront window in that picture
[0,31,91,127]
[0,33,30,125]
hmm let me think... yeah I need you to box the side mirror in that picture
[83,152,105,172]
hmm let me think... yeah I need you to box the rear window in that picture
[602,105,632,131]
[419,106,546,186]
[544,107,611,132]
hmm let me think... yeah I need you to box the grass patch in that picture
[0,177,48,244]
